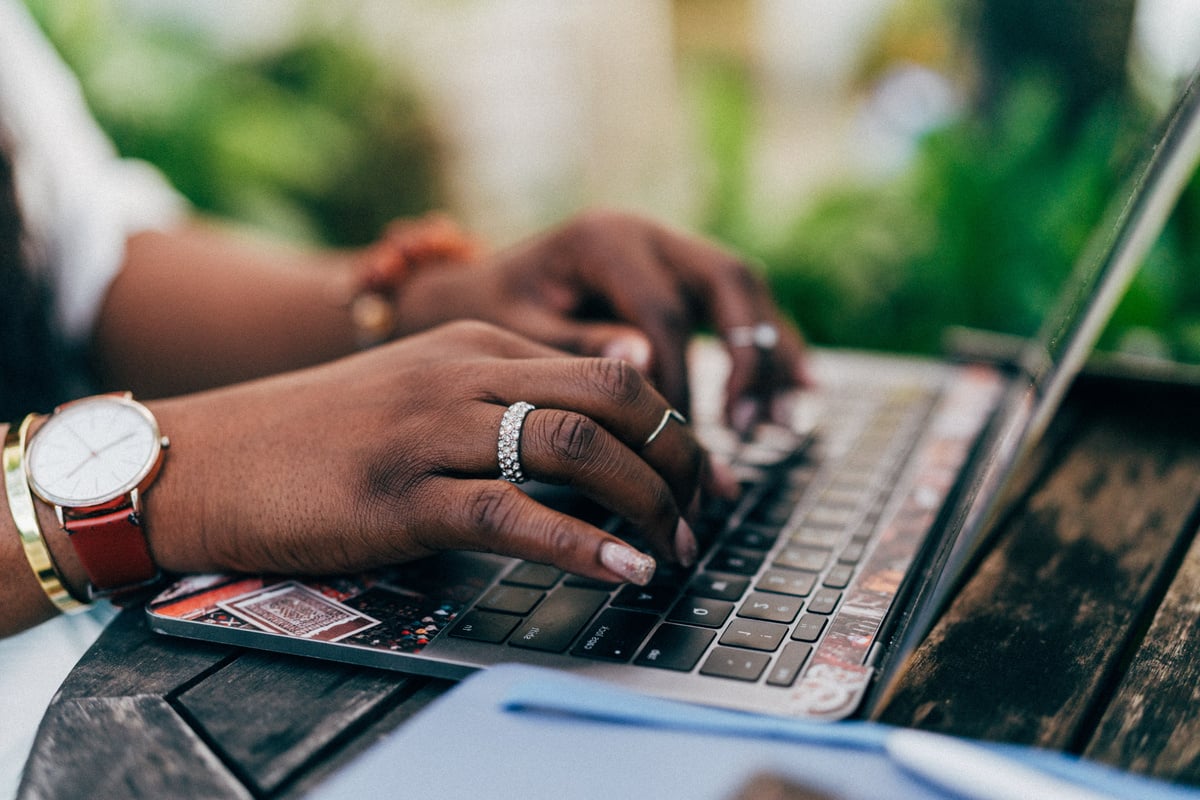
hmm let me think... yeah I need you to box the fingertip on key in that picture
[599,541,656,586]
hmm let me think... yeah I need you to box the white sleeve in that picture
[0,0,188,345]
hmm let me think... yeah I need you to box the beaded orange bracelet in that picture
[349,213,481,348]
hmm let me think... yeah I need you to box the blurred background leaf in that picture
[25,0,439,246]
[23,0,1200,363]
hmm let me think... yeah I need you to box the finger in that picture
[651,228,812,416]
[448,397,699,563]
[507,309,654,373]
[483,357,706,513]
[420,478,657,585]
[409,319,569,363]
[516,408,690,563]
[564,232,694,410]
[726,314,811,434]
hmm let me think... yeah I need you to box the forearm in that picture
[92,221,363,398]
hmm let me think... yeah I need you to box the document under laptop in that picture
[147,64,1200,721]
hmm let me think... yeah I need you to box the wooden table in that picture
[18,371,1200,798]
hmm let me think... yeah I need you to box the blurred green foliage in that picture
[25,2,1200,362]
[699,64,1200,364]
[25,0,439,246]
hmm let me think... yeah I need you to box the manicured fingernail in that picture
[730,397,760,436]
[674,519,698,568]
[708,455,741,500]
[603,335,652,371]
[599,541,656,585]
[794,357,816,388]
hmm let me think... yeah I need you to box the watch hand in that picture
[62,423,99,458]
[94,431,137,455]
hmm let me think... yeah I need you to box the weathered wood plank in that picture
[1084,510,1200,783]
[280,678,454,798]
[53,605,235,702]
[175,651,415,796]
[878,387,1200,753]
[18,695,250,800]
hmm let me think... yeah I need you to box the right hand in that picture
[143,321,707,586]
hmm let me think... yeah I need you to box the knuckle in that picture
[467,482,524,536]
[538,523,580,562]
[573,207,625,233]
[544,411,600,464]
[442,319,505,345]
[585,357,644,407]
[727,258,763,292]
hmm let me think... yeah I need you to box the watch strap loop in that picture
[65,508,160,596]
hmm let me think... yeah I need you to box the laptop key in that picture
[708,548,764,575]
[738,592,802,624]
[635,624,715,671]
[773,545,829,572]
[728,525,778,551]
[807,588,842,615]
[667,596,734,628]
[503,562,563,589]
[475,585,544,616]
[719,619,788,651]
[700,647,771,682]
[571,609,658,662]
[790,526,842,549]
[508,587,608,652]
[823,564,855,589]
[766,642,813,687]
[450,610,522,643]
[791,613,827,642]
[755,569,816,597]
[690,573,750,602]
[838,542,866,564]
[611,583,677,614]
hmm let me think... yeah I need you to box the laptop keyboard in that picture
[449,382,940,687]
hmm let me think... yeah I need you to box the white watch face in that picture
[26,396,162,508]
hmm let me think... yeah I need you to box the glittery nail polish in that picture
[599,541,656,585]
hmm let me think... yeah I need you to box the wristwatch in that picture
[25,393,168,597]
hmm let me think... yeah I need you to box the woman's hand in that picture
[143,321,707,586]
[394,210,811,433]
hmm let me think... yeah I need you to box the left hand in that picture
[393,210,811,432]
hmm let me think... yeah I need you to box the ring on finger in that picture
[726,322,779,350]
[498,401,535,483]
[642,408,687,448]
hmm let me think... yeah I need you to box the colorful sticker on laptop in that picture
[218,581,381,642]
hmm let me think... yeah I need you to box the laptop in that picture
[147,63,1200,721]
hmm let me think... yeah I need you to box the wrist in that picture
[344,212,481,348]
[23,395,168,600]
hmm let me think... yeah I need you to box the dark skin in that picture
[3,210,807,636]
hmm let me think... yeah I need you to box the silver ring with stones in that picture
[726,322,779,350]
[498,401,535,483]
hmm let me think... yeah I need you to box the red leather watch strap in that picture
[65,507,159,592]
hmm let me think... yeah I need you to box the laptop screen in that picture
[879,62,1200,699]
[1023,67,1200,436]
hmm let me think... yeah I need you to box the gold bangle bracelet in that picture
[4,415,86,613]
